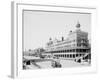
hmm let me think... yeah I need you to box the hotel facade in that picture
[43,22,91,60]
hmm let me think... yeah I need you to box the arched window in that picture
[67,54,69,57]
[76,54,78,57]
[65,54,66,57]
[73,54,75,58]
[70,54,72,58]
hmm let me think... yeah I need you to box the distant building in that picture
[43,22,91,59]
[23,50,35,56]
[23,48,45,57]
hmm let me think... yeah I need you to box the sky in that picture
[23,10,91,51]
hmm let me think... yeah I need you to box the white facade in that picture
[43,22,91,60]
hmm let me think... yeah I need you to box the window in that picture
[65,50,67,52]
[73,49,75,52]
[67,55,69,57]
[76,54,78,57]
[67,50,69,52]
[70,54,72,58]
[73,54,75,58]
[70,50,72,52]
[73,40,75,42]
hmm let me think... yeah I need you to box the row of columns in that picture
[54,53,85,58]
[50,49,89,53]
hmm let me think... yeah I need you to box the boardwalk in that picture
[24,59,90,69]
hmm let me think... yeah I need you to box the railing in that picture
[75,53,90,62]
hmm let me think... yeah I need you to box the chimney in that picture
[49,37,52,41]
[62,36,64,41]
[70,30,72,33]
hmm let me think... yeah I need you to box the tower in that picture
[76,21,81,29]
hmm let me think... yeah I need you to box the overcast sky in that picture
[23,10,91,51]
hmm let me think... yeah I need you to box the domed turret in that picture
[76,21,81,29]
[49,37,52,41]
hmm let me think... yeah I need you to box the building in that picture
[43,22,91,60]
[23,48,45,57]
[23,49,35,56]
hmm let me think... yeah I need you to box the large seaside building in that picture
[43,22,91,60]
